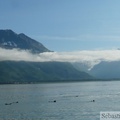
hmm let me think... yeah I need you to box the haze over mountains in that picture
[1,29,120,83]
[0,29,93,83]
[89,61,120,79]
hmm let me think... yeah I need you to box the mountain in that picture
[89,61,120,79]
[0,29,50,53]
[73,61,120,79]
[72,62,91,73]
[0,29,94,83]
[0,61,93,84]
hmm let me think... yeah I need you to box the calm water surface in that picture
[0,81,120,120]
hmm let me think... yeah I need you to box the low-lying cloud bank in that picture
[1,48,120,69]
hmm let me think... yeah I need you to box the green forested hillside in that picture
[0,61,93,84]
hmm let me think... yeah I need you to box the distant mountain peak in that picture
[0,29,17,35]
[0,29,51,53]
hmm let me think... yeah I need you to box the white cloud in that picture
[1,48,120,69]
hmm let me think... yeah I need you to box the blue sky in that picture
[1,0,120,51]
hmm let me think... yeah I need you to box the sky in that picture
[1,0,120,51]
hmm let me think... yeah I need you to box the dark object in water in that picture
[13,101,18,103]
[5,101,19,105]
[5,103,12,105]
[91,100,95,102]
[49,100,56,103]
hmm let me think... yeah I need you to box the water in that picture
[0,81,120,120]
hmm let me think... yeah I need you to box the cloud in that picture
[1,48,120,69]
[39,50,120,69]
[0,48,37,61]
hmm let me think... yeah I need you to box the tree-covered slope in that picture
[0,61,93,84]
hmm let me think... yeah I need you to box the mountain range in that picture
[0,29,93,83]
[0,61,93,84]
[89,61,120,79]
[73,61,120,80]
[0,29,50,53]
[1,29,119,83]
